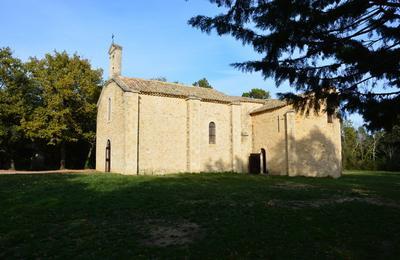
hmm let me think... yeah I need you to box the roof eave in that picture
[249,104,287,116]
[96,77,138,107]
[108,44,123,54]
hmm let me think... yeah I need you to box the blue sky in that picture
[1,0,364,125]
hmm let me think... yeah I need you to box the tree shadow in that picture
[268,127,341,177]
[203,157,246,173]
[0,171,399,259]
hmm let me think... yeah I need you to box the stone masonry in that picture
[96,43,342,178]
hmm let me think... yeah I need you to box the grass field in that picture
[0,171,399,259]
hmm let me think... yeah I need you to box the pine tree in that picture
[193,78,213,88]
[189,0,400,130]
[242,88,271,99]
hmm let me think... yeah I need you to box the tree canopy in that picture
[242,88,271,99]
[150,76,168,82]
[0,48,37,169]
[0,48,102,170]
[193,78,213,88]
[23,51,102,168]
[342,120,400,170]
[189,0,400,131]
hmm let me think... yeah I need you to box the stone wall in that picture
[292,109,342,177]
[198,101,233,172]
[252,106,290,175]
[251,105,342,177]
[239,102,264,172]
[96,82,128,174]
[135,94,252,174]
[138,94,188,174]
[97,82,250,175]
[123,91,139,174]
[97,82,341,177]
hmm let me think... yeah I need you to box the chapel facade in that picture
[96,43,342,177]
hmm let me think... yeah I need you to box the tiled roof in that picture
[108,43,122,54]
[118,77,233,102]
[111,76,286,110]
[249,100,287,114]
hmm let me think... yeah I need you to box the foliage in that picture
[242,88,271,99]
[342,120,400,170]
[0,48,102,170]
[189,0,400,131]
[193,78,213,88]
[377,124,400,170]
[0,171,399,258]
[23,51,102,147]
[0,48,37,169]
[150,76,168,82]
[150,77,185,85]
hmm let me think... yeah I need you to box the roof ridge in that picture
[115,76,284,108]
[230,95,279,103]
[120,76,211,91]
[119,76,231,100]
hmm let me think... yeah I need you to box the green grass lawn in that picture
[1,171,399,259]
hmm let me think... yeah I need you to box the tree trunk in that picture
[60,143,66,170]
[372,136,376,162]
[9,159,15,171]
[84,143,94,169]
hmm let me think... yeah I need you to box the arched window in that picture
[108,98,111,121]
[209,122,216,144]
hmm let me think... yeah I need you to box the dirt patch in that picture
[266,197,400,209]
[351,188,371,196]
[0,169,95,175]
[140,219,203,247]
[381,240,395,257]
[272,182,314,190]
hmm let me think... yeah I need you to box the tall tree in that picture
[342,120,359,169]
[23,51,102,169]
[189,0,400,131]
[193,78,213,88]
[378,124,400,170]
[0,48,37,169]
[341,120,400,170]
[242,88,271,99]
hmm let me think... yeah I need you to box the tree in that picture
[340,120,400,170]
[189,0,400,131]
[193,78,213,88]
[151,76,167,82]
[0,48,37,169]
[23,51,102,169]
[377,124,400,170]
[242,88,270,99]
[342,120,359,169]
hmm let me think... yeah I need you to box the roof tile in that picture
[113,77,286,111]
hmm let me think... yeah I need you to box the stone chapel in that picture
[96,43,342,177]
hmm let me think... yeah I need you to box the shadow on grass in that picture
[0,172,399,259]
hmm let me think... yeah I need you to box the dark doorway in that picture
[249,153,261,174]
[261,148,268,174]
[105,140,111,172]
